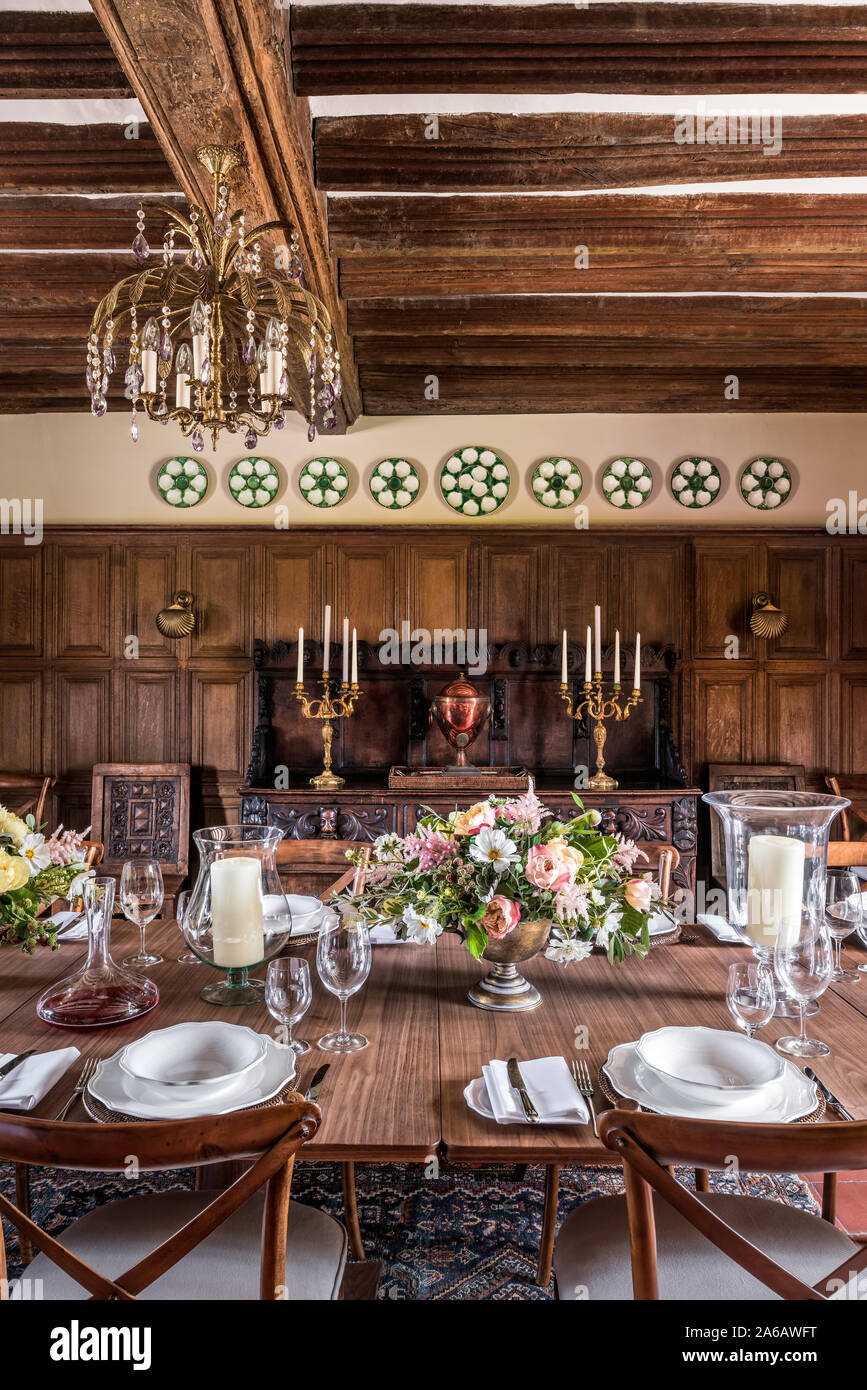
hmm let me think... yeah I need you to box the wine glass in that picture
[266,957,312,1056]
[726,961,776,1039]
[175,890,200,966]
[316,910,371,1053]
[119,858,164,969]
[826,869,863,983]
[774,915,833,1058]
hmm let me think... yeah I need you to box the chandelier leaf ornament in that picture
[84,145,341,450]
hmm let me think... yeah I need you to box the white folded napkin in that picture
[482,1056,589,1125]
[44,910,88,941]
[369,922,412,944]
[698,913,749,944]
[0,1047,80,1112]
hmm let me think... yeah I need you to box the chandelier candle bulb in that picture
[322,605,331,675]
[192,332,208,380]
[746,836,806,949]
[342,617,350,684]
[594,604,602,676]
[585,626,592,684]
[142,348,157,395]
[296,627,304,686]
[560,629,568,685]
[209,857,264,968]
[614,630,621,688]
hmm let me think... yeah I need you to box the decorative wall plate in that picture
[739,458,792,510]
[440,446,510,516]
[600,458,653,509]
[227,457,281,508]
[298,457,350,508]
[669,457,721,509]
[369,458,420,509]
[157,457,209,508]
[530,457,583,509]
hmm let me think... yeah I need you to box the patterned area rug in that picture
[1,1159,818,1300]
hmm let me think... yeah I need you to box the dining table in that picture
[3,901,867,1288]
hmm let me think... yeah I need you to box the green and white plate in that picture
[157,457,209,508]
[670,457,721,509]
[600,458,653,509]
[440,446,510,516]
[369,458,420,509]
[739,458,792,510]
[298,457,349,508]
[530,457,584,509]
[227,457,281,508]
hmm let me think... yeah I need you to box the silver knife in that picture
[0,1049,35,1080]
[804,1067,854,1121]
[305,1064,330,1104]
[507,1056,539,1124]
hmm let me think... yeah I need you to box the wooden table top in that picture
[2,917,866,1163]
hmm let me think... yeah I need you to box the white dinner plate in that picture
[119,1020,268,1089]
[603,1041,817,1123]
[648,911,677,938]
[88,1035,295,1120]
[636,1025,784,1093]
[464,1076,495,1120]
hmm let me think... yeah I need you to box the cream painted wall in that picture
[1,409,865,529]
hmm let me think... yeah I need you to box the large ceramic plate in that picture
[89,1035,294,1120]
[603,1041,817,1123]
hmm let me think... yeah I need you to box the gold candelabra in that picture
[295,677,361,790]
[559,675,643,791]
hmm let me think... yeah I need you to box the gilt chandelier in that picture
[85,144,341,449]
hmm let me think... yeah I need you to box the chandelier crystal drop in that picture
[85,145,342,447]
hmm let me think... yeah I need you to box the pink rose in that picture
[482,895,522,939]
[625,877,653,912]
[525,844,572,893]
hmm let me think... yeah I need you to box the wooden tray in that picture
[388,766,530,791]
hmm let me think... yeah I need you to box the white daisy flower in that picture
[469,826,520,872]
[403,905,442,945]
[20,832,51,876]
[545,938,593,964]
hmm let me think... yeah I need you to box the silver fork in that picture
[55,1058,99,1121]
[572,1058,598,1138]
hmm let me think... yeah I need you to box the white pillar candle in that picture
[322,605,331,674]
[297,627,304,684]
[614,630,621,686]
[634,632,641,691]
[560,629,568,684]
[585,625,592,683]
[594,604,601,674]
[351,627,358,684]
[746,835,806,948]
[142,349,157,394]
[209,857,264,968]
[342,617,350,683]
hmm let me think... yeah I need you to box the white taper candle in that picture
[585,625,592,683]
[297,627,304,685]
[594,604,601,674]
[342,617,350,684]
[634,632,641,690]
[351,627,358,684]
[561,629,568,684]
[322,605,331,674]
[614,630,621,686]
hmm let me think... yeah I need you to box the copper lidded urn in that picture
[430,675,492,768]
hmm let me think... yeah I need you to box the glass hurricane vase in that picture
[37,877,159,1028]
[180,825,293,1006]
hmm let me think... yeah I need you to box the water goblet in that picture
[826,869,863,983]
[175,890,200,966]
[120,858,164,969]
[266,957,312,1056]
[725,961,776,1039]
[774,916,833,1058]
[316,911,371,1053]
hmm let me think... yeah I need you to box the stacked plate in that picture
[603,1025,819,1123]
[285,894,327,938]
[85,1021,295,1121]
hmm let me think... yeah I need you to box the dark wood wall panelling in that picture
[0,527,863,832]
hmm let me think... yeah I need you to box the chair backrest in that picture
[599,1108,867,1301]
[826,775,867,842]
[0,1100,319,1301]
[828,841,867,868]
[91,763,190,875]
[636,842,680,899]
[276,837,359,897]
[0,773,55,824]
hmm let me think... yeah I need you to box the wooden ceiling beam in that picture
[0,11,132,98]
[316,112,867,192]
[0,194,186,251]
[0,253,135,312]
[292,3,867,95]
[0,123,177,195]
[90,0,360,427]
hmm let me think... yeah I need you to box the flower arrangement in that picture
[340,785,665,963]
[0,807,89,952]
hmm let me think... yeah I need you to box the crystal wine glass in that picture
[316,910,371,1053]
[725,961,776,1039]
[266,957,312,1056]
[826,869,863,984]
[175,890,200,966]
[774,914,833,1058]
[120,858,165,969]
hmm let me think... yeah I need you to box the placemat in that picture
[599,1069,825,1124]
[82,1078,301,1125]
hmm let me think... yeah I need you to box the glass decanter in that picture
[703,790,849,1018]
[37,877,160,1028]
[180,825,293,1005]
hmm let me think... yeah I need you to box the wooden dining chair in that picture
[828,841,867,868]
[554,1108,867,1300]
[826,775,867,843]
[638,843,680,899]
[91,763,190,920]
[0,1100,348,1301]
[0,772,54,824]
